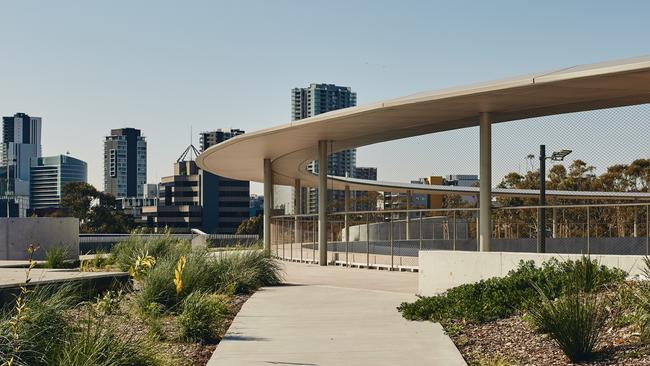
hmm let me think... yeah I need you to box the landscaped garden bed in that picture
[0,235,283,366]
[399,256,650,365]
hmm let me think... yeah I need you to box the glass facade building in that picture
[30,155,87,210]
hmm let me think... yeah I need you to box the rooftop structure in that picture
[197,55,650,262]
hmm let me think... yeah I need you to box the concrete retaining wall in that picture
[0,218,79,260]
[418,250,647,296]
[346,217,470,241]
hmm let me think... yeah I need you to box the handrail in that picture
[270,201,650,219]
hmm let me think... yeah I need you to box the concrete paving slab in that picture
[280,261,419,294]
[209,262,465,366]
[209,285,465,366]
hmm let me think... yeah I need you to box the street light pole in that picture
[538,145,572,253]
[538,145,546,253]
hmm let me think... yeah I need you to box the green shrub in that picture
[528,290,608,362]
[0,285,78,366]
[211,250,284,294]
[136,250,213,312]
[44,246,69,269]
[398,257,625,324]
[111,231,190,272]
[557,256,625,294]
[52,314,163,366]
[136,249,283,312]
[178,292,229,342]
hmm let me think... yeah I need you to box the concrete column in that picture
[344,186,351,242]
[263,159,273,254]
[294,179,302,245]
[406,190,412,240]
[479,112,492,252]
[318,140,328,266]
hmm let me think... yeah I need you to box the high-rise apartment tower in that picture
[291,84,358,213]
[103,128,147,198]
[1,113,42,216]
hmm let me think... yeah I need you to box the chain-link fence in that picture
[270,104,650,270]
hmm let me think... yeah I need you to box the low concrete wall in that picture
[0,218,79,260]
[418,250,646,296]
[346,217,470,241]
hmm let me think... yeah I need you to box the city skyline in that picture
[2,1,650,195]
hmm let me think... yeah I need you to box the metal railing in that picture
[79,232,260,253]
[269,202,650,270]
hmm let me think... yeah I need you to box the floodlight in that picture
[550,149,572,161]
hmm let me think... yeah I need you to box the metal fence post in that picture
[300,217,304,262]
[282,218,286,259]
[345,215,349,267]
[390,214,394,271]
[586,206,590,254]
[419,210,423,251]
[633,205,638,238]
[366,213,370,268]
[313,215,316,264]
[275,219,280,258]
[475,213,479,250]
[453,210,457,251]
[290,218,294,261]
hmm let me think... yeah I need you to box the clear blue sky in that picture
[2,1,649,195]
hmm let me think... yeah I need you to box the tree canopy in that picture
[55,182,133,233]
[236,215,263,236]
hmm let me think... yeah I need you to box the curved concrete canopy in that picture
[197,55,650,200]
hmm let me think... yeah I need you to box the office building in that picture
[30,155,87,211]
[143,183,159,199]
[199,129,244,152]
[199,129,250,234]
[103,128,147,198]
[446,174,479,187]
[353,167,378,211]
[381,175,480,213]
[144,140,249,234]
[116,184,159,224]
[249,194,264,217]
[1,113,42,216]
[292,83,360,213]
[382,180,430,211]
[142,156,202,233]
[445,174,479,205]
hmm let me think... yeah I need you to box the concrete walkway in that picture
[209,262,466,366]
[0,268,127,287]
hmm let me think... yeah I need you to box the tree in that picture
[56,182,133,233]
[493,157,648,239]
[60,182,97,220]
[236,215,263,236]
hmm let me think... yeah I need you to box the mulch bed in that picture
[66,292,251,366]
[449,316,650,365]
